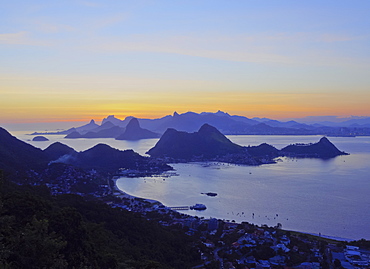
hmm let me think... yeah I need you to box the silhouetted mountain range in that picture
[146,124,347,163]
[0,124,348,178]
[64,118,159,140]
[0,127,170,176]
[31,111,370,137]
[284,116,370,128]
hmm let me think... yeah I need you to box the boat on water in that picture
[190,204,207,210]
[201,192,217,197]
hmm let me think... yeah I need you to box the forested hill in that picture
[0,178,201,268]
[0,127,49,175]
[0,127,171,177]
[0,127,200,268]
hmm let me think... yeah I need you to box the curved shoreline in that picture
[111,176,163,205]
[112,176,354,242]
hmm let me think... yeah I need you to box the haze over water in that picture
[16,131,369,240]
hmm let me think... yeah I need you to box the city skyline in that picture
[1,1,370,124]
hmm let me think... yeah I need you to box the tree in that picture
[0,213,67,269]
[0,169,3,190]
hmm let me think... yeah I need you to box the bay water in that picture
[14,132,370,240]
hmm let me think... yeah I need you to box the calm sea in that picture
[13,131,370,240]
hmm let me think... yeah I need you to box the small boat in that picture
[190,204,207,210]
[201,192,217,197]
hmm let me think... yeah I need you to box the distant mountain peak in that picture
[115,117,159,140]
[101,121,115,127]
[102,115,124,127]
[147,124,245,160]
[65,131,82,138]
[215,110,230,116]
[198,123,220,134]
[126,117,140,129]
[319,137,330,144]
[74,119,99,134]
[200,110,228,115]
[124,116,134,121]
[173,111,180,117]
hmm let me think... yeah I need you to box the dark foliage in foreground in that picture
[0,177,200,269]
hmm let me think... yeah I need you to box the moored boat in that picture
[190,204,207,210]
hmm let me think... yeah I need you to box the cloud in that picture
[0,31,53,46]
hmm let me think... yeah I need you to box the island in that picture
[280,137,349,158]
[32,135,49,141]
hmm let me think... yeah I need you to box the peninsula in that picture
[146,124,347,164]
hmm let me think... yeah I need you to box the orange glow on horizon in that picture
[1,78,370,124]
[2,106,369,125]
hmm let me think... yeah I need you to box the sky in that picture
[1,0,370,126]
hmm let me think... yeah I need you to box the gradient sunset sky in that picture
[1,1,370,125]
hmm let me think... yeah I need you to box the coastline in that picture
[112,176,354,242]
[111,176,163,205]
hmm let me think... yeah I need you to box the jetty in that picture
[169,203,207,211]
